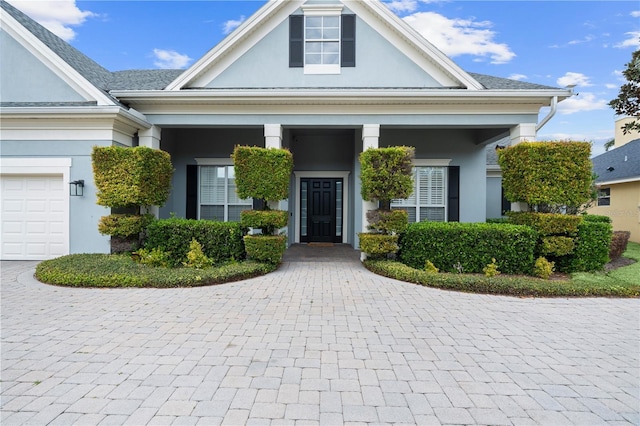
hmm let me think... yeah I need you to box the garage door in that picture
[1,175,69,260]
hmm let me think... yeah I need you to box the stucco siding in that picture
[0,30,86,103]
[204,15,441,89]
[486,176,503,219]
[588,181,640,243]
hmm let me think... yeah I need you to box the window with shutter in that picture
[199,166,252,222]
[391,166,447,223]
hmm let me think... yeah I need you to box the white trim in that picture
[414,159,452,167]
[0,157,71,259]
[304,64,341,75]
[195,158,233,166]
[293,171,350,244]
[302,5,343,15]
[597,177,640,186]
[1,8,115,106]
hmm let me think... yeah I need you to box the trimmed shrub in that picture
[486,217,509,224]
[183,239,213,269]
[483,258,501,277]
[240,210,288,235]
[92,146,174,208]
[144,218,245,267]
[424,260,439,274]
[533,257,555,280]
[497,141,593,211]
[540,236,575,256]
[610,231,631,261]
[398,222,537,274]
[508,212,581,235]
[360,146,414,208]
[232,146,293,202]
[358,233,399,258]
[98,214,155,238]
[243,235,287,265]
[133,247,171,268]
[366,210,409,235]
[556,220,612,272]
[582,214,612,223]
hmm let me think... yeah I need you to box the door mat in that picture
[308,243,334,247]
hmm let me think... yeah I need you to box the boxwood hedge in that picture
[398,222,537,274]
[144,218,245,267]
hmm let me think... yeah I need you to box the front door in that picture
[301,178,343,243]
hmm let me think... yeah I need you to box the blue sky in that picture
[8,0,639,156]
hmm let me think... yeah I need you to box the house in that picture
[587,118,640,243]
[0,0,571,260]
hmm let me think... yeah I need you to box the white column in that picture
[509,123,536,145]
[139,125,161,149]
[137,126,161,217]
[360,125,380,260]
[509,123,536,212]
[264,124,282,149]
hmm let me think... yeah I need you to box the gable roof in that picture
[165,0,484,91]
[592,139,640,185]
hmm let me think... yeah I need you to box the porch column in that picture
[509,123,536,145]
[264,124,282,149]
[509,124,537,212]
[139,125,161,149]
[138,126,161,217]
[360,125,380,259]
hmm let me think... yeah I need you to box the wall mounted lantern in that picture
[69,180,85,197]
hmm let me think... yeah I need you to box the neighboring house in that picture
[0,0,571,260]
[588,121,640,243]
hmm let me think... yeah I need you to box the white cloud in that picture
[222,15,246,35]
[403,12,515,64]
[152,49,191,69]
[557,72,593,87]
[630,11,640,18]
[605,83,619,89]
[385,0,419,13]
[508,74,527,81]
[557,92,609,115]
[614,31,640,48]
[7,0,96,41]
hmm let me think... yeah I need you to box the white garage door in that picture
[1,175,69,260]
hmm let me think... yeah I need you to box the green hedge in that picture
[232,146,293,202]
[358,233,399,257]
[508,212,581,235]
[240,210,288,235]
[556,220,612,272]
[243,235,287,265]
[144,218,245,267]
[398,222,537,274]
[98,214,155,238]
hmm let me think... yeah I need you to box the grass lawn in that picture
[364,242,639,298]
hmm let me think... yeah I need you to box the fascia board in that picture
[0,106,151,129]
[1,9,116,107]
[165,0,304,91]
[348,0,484,90]
[596,177,640,186]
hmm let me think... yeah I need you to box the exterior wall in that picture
[486,176,504,219]
[0,30,86,103]
[588,181,640,243]
[159,128,265,218]
[204,15,441,89]
[1,140,111,254]
[614,117,640,148]
[380,128,488,223]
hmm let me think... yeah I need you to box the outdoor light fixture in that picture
[69,180,84,196]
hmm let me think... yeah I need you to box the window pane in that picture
[200,166,225,204]
[323,28,339,39]
[227,205,245,222]
[201,205,224,221]
[420,207,445,222]
[324,42,339,53]
[305,53,322,64]
[324,16,339,27]
[324,53,339,64]
[306,16,321,27]
[301,181,308,237]
[306,42,322,53]
[306,28,322,39]
[336,180,342,237]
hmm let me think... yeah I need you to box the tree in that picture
[604,138,615,152]
[609,48,640,135]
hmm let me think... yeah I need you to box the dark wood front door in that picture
[301,178,342,243]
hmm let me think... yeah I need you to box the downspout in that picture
[536,96,558,132]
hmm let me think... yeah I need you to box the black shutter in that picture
[448,166,460,222]
[186,165,198,219]
[289,15,304,68]
[341,14,356,67]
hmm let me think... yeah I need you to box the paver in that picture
[2,255,639,425]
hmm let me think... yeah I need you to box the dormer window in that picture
[289,6,355,74]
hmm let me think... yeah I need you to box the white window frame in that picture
[195,159,252,222]
[302,5,343,75]
[391,159,451,223]
[597,187,611,207]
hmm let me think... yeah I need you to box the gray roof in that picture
[592,139,640,184]
[2,0,563,95]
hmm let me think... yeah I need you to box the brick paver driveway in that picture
[2,246,639,425]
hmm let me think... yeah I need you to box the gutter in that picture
[536,95,557,132]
